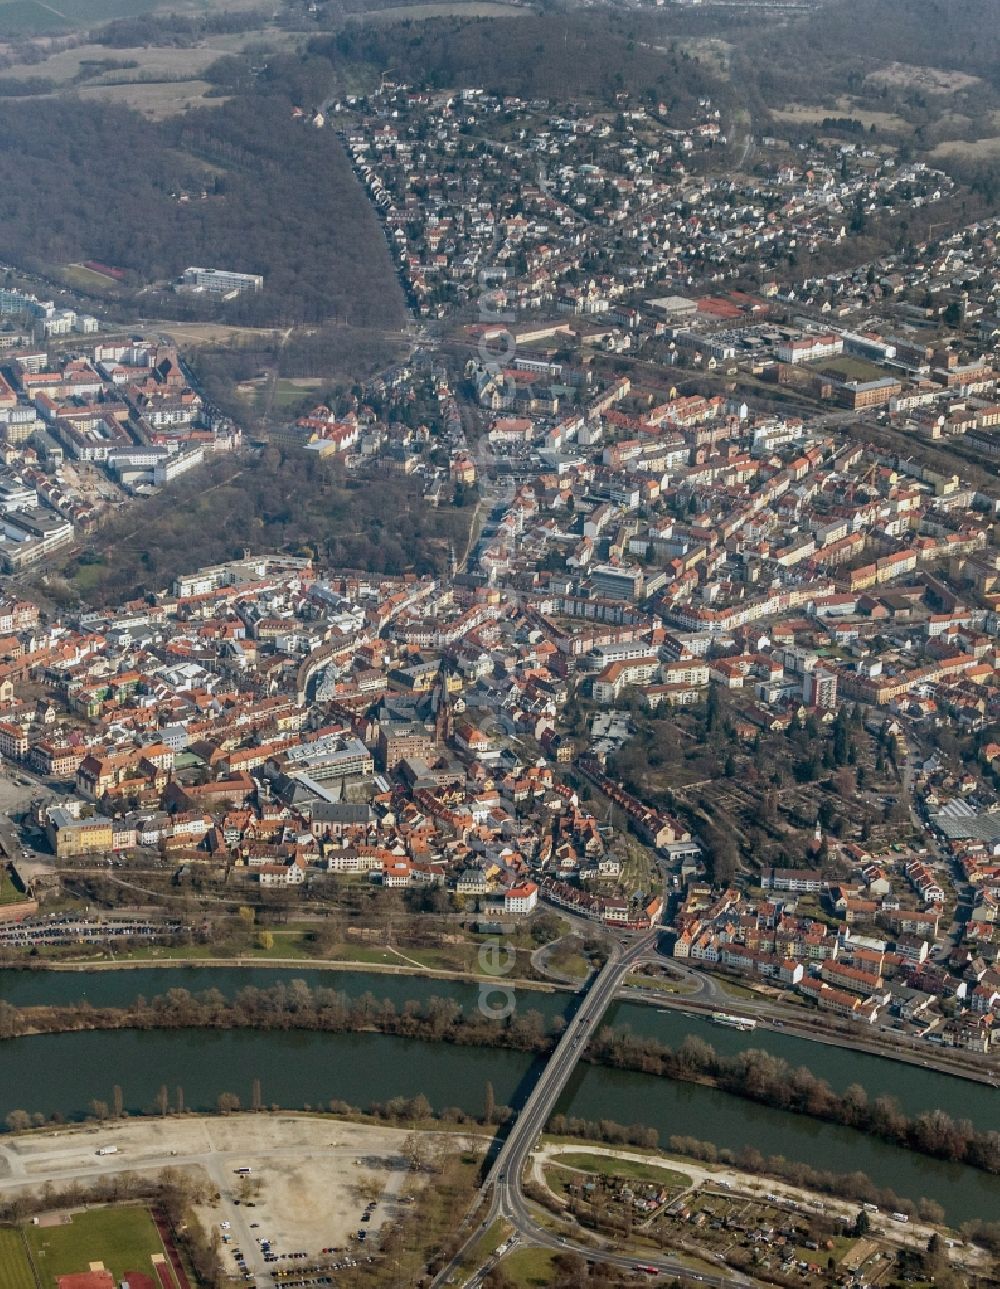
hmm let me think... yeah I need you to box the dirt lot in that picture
[199,1120,420,1272]
[0,1116,481,1275]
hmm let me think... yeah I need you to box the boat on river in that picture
[711,1011,757,1032]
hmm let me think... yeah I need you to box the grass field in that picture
[76,79,226,119]
[0,872,26,905]
[0,1228,35,1289]
[364,1,527,20]
[56,264,124,292]
[715,976,760,1000]
[770,96,909,134]
[271,378,324,412]
[814,353,886,383]
[501,1245,560,1288]
[0,0,262,36]
[0,0,159,36]
[553,1152,691,1189]
[25,1206,168,1284]
[0,38,267,86]
[932,136,1000,159]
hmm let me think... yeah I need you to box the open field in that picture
[814,353,887,382]
[271,377,325,411]
[149,322,282,347]
[0,30,300,86]
[0,1116,481,1280]
[25,1205,169,1285]
[865,62,981,95]
[0,1228,35,1289]
[0,0,157,37]
[0,869,27,903]
[0,0,266,36]
[76,79,227,118]
[54,263,124,293]
[932,136,1000,160]
[553,1152,692,1188]
[361,0,528,20]
[672,36,732,77]
[1,42,217,86]
[770,96,910,134]
[501,1245,559,1288]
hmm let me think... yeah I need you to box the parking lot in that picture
[0,1115,458,1289]
[193,1118,431,1286]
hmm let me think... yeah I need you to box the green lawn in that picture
[553,1152,691,1189]
[0,1228,36,1289]
[547,951,590,979]
[624,971,697,995]
[396,944,479,972]
[814,354,885,382]
[67,561,110,596]
[0,873,26,906]
[25,1206,167,1284]
[502,1245,560,1287]
[57,264,121,293]
[715,976,759,1000]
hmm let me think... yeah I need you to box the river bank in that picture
[619,988,1000,1088]
[0,952,571,993]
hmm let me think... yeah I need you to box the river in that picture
[0,1026,998,1224]
[0,966,997,1224]
[607,1000,1000,1129]
[1,966,994,1127]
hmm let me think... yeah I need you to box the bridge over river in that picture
[434,929,750,1288]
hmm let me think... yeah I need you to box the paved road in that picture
[433,931,750,1288]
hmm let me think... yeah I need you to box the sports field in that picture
[0,1228,35,1289]
[25,1206,174,1286]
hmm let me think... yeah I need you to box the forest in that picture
[41,444,474,606]
[0,95,405,329]
[2,0,999,335]
[312,11,728,108]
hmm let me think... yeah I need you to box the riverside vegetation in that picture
[1,983,998,1176]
